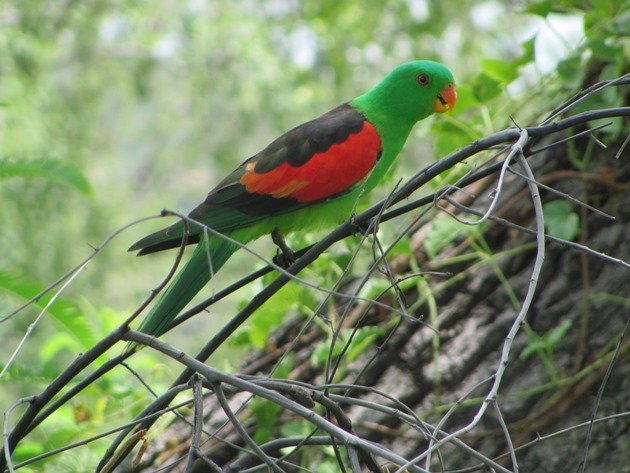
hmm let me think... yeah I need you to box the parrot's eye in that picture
[416,73,429,86]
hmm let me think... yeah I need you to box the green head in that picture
[352,60,457,126]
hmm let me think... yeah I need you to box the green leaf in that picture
[525,0,553,17]
[247,281,313,349]
[520,331,544,361]
[0,156,93,195]
[433,117,481,157]
[251,398,281,443]
[472,72,502,101]
[433,119,477,157]
[40,332,83,377]
[423,215,472,259]
[311,333,347,367]
[610,8,630,35]
[448,84,479,115]
[280,419,313,439]
[543,201,580,241]
[228,329,252,347]
[543,319,573,347]
[515,36,536,67]
[360,278,394,301]
[435,129,472,157]
[0,360,50,382]
[588,38,622,61]
[481,58,519,84]
[386,235,412,258]
[556,55,585,85]
[345,327,382,362]
[317,461,343,473]
[0,271,99,350]
[40,405,81,448]
[12,441,46,464]
[520,320,573,361]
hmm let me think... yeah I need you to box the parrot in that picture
[128,60,456,343]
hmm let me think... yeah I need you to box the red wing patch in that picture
[240,122,381,203]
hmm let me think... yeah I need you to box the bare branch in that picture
[576,315,629,473]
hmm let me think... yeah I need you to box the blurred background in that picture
[1,0,626,469]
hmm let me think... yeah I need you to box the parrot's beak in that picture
[434,84,457,113]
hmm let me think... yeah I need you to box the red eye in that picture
[417,73,429,86]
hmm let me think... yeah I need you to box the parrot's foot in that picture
[351,215,377,237]
[271,229,295,268]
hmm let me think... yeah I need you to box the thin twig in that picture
[493,400,518,473]
[3,396,36,473]
[325,182,406,386]
[184,375,205,472]
[443,197,629,270]
[1,261,88,380]
[10,391,192,470]
[434,148,515,226]
[541,75,630,124]
[529,121,613,154]
[424,374,496,470]
[576,315,629,473]
[0,214,161,324]
[214,382,288,473]
[615,132,630,159]
[226,436,334,472]
[505,166,615,220]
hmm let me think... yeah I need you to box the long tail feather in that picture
[128,236,238,350]
[128,220,199,255]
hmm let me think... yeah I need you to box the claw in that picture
[351,216,376,236]
[271,229,295,268]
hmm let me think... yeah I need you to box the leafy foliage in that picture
[0,157,92,195]
[0,0,627,471]
[0,270,99,351]
[543,200,580,241]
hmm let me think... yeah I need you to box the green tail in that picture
[129,237,238,350]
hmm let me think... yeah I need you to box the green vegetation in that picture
[1,0,627,470]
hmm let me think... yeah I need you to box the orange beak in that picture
[433,83,457,113]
